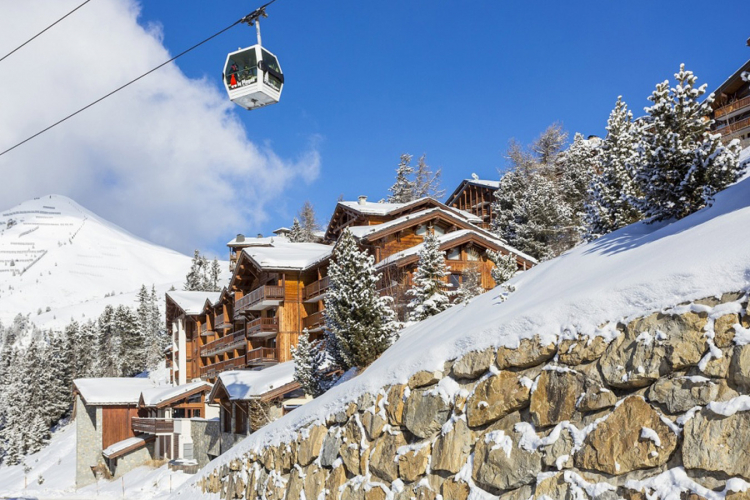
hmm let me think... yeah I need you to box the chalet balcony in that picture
[715,95,750,119]
[235,285,284,313]
[200,356,247,380]
[199,323,213,337]
[718,116,750,138]
[131,417,174,434]
[303,310,325,332]
[246,347,278,367]
[213,313,231,330]
[247,317,279,339]
[200,330,247,358]
[303,276,329,303]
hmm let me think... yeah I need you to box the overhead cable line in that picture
[0,0,95,64]
[0,0,278,158]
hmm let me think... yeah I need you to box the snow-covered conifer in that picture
[324,230,399,369]
[556,133,598,244]
[291,329,328,397]
[117,305,143,376]
[585,97,643,239]
[486,250,518,287]
[388,154,416,203]
[407,231,452,321]
[209,259,222,292]
[453,264,484,304]
[298,201,321,242]
[413,154,445,199]
[184,250,204,291]
[636,65,743,221]
[288,218,304,243]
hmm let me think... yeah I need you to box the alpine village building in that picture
[710,58,750,149]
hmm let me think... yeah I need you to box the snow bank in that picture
[175,175,750,495]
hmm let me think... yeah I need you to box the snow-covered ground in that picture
[173,171,750,498]
[0,423,191,499]
[0,194,230,331]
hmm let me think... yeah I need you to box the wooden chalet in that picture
[166,290,221,386]
[207,362,305,454]
[445,177,501,228]
[710,59,750,148]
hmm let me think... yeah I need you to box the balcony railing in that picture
[200,330,246,357]
[132,417,174,434]
[303,276,329,301]
[213,313,230,330]
[718,116,750,137]
[303,310,325,331]
[247,317,279,337]
[715,95,750,119]
[200,356,247,379]
[235,285,285,313]
[246,347,278,366]
[199,323,208,334]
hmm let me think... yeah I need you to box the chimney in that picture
[358,195,367,205]
[257,233,263,238]
[236,233,245,242]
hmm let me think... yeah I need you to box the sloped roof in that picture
[167,290,221,315]
[445,178,501,206]
[338,197,480,222]
[139,381,212,408]
[711,59,750,102]
[74,378,157,406]
[102,435,153,459]
[241,240,333,272]
[209,362,297,402]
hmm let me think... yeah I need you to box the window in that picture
[446,247,461,261]
[261,50,283,90]
[449,274,461,289]
[433,225,446,236]
[466,247,480,261]
[221,405,231,433]
[225,49,258,89]
[234,403,247,435]
[415,224,428,236]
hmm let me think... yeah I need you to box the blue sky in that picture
[2,1,749,257]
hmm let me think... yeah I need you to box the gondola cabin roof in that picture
[223,45,283,111]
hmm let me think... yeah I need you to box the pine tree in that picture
[291,330,328,397]
[413,154,445,200]
[407,231,452,321]
[184,250,205,291]
[636,64,743,221]
[453,264,484,304]
[117,306,144,377]
[97,305,120,377]
[324,230,399,370]
[298,201,321,242]
[209,259,222,291]
[533,123,568,165]
[288,218,304,242]
[387,154,416,203]
[585,97,644,239]
[555,133,598,245]
[486,250,518,287]
[47,332,73,425]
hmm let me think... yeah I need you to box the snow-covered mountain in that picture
[0,194,194,328]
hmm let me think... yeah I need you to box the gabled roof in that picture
[166,290,221,316]
[74,378,157,406]
[711,59,750,103]
[209,362,298,402]
[445,177,501,207]
[139,381,212,408]
[376,229,537,269]
[346,207,500,244]
[240,239,333,272]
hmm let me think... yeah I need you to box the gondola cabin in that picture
[223,45,284,111]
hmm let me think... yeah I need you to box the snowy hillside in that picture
[0,194,193,326]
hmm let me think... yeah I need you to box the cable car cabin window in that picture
[225,49,258,89]
[261,50,282,91]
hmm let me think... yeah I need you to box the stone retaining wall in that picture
[197,291,750,499]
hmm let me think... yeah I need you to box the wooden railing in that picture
[718,116,750,137]
[303,276,329,301]
[199,323,208,334]
[715,95,750,119]
[132,417,174,434]
[303,310,325,330]
[214,313,227,329]
[246,347,278,365]
[235,285,285,312]
[200,330,246,357]
[444,260,481,272]
[200,356,247,379]
[247,317,279,337]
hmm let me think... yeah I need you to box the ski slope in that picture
[0,194,194,327]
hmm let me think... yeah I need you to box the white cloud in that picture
[0,0,320,254]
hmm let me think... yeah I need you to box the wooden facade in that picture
[102,406,144,449]
[710,59,750,148]
[445,179,500,229]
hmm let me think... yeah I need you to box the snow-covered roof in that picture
[102,436,151,459]
[226,235,277,247]
[211,362,296,401]
[179,168,750,483]
[74,378,157,406]
[338,197,480,223]
[140,381,212,407]
[376,229,536,268]
[167,290,221,315]
[241,240,332,271]
[445,177,502,205]
[346,207,495,242]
